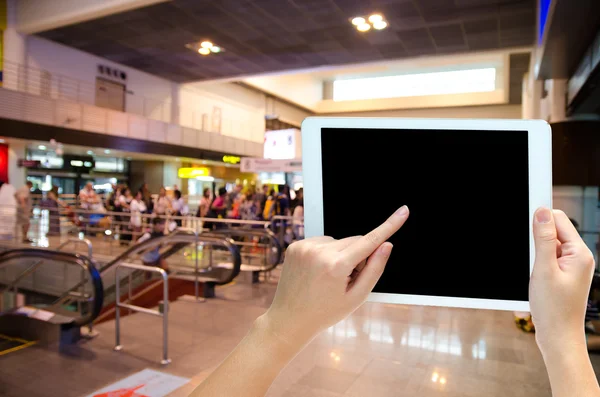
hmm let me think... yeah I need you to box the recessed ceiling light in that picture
[198,47,210,55]
[351,16,365,26]
[38,145,47,150]
[86,150,94,155]
[202,160,208,164]
[104,149,111,154]
[357,23,371,32]
[210,46,221,53]
[175,158,181,162]
[201,41,213,49]
[373,20,388,30]
[368,14,383,23]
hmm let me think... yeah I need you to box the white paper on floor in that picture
[85,368,189,397]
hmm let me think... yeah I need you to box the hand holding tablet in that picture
[302,117,553,311]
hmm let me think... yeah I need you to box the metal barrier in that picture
[57,238,93,259]
[202,228,281,285]
[0,249,103,327]
[114,262,170,365]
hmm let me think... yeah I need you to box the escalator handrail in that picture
[56,232,241,306]
[202,228,283,270]
[0,249,104,327]
[159,234,242,285]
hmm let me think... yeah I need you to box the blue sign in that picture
[539,0,552,43]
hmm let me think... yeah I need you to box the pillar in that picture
[2,0,28,90]
[544,79,567,122]
[521,72,543,120]
[170,82,180,125]
[8,140,26,187]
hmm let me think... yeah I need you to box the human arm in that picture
[189,205,410,397]
[529,208,600,397]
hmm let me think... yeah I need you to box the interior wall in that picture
[25,36,174,119]
[129,160,164,194]
[178,83,266,143]
[322,104,522,119]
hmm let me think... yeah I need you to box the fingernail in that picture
[536,207,552,224]
[395,205,409,217]
[381,243,393,256]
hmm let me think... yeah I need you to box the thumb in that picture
[533,207,558,272]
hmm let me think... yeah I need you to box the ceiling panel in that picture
[36,0,535,82]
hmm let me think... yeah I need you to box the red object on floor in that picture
[93,384,149,397]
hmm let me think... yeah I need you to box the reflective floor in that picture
[0,263,591,396]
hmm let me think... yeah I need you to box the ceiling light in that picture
[373,20,388,30]
[210,46,221,53]
[104,149,111,154]
[368,14,383,23]
[351,16,365,26]
[38,145,47,150]
[201,41,213,49]
[357,23,371,32]
[198,48,210,55]
[86,150,94,155]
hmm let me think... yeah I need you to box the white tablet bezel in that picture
[301,117,552,312]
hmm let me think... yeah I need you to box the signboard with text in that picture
[241,157,302,173]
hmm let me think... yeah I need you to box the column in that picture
[544,79,568,122]
[170,82,180,125]
[8,140,26,187]
[521,71,543,120]
[2,0,28,90]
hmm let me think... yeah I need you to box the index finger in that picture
[339,205,409,268]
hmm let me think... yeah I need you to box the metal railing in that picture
[114,262,170,365]
[1,58,245,132]
[0,249,103,327]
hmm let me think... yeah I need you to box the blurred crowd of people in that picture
[0,178,305,242]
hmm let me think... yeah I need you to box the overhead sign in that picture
[222,155,241,164]
[17,159,41,168]
[178,167,210,179]
[86,369,189,397]
[241,157,302,173]
[264,128,300,160]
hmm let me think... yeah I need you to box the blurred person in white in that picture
[129,190,147,240]
[15,181,33,243]
[79,182,100,210]
[189,206,599,397]
[171,190,188,227]
[153,186,172,216]
[292,188,304,240]
[15,181,33,240]
[0,181,17,240]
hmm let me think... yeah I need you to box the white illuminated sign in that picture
[333,68,497,102]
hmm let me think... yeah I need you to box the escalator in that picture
[53,231,242,323]
[0,249,103,350]
[0,231,244,351]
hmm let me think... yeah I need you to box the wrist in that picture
[254,312,312,355]
[537,330,587,360]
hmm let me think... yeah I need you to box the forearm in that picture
[541,338,600,397]
[189,314,307,397]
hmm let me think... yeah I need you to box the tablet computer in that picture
[302,117,552,311]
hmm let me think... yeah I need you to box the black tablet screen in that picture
[321,128,529,301]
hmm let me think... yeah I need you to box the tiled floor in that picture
[0,268,569,397]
